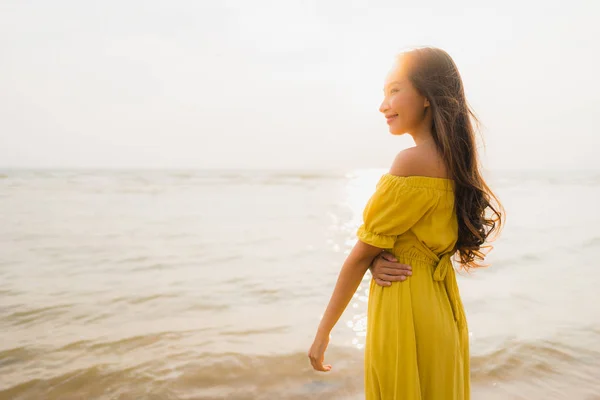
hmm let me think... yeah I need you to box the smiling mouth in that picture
[386,115,398,123]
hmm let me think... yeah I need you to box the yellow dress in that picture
[356,173,469,400]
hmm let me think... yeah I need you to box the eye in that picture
[390,88,399,94]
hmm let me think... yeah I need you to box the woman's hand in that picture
[308,333,332,372]
[369,251,413,287]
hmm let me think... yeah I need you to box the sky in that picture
[0,0,598,171]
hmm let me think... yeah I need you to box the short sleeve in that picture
[356,174,438,249]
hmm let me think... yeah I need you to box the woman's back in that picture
[387,174,457,256]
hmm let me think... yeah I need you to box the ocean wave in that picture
[0,346,363,400]
[471,338,600,380]
[5,304,73,327]
[2,338,600,399]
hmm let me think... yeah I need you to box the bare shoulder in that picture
[389,146,448,178]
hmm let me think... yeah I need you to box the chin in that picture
[389,128,406,136]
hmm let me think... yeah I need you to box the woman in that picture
[307,46,504,399]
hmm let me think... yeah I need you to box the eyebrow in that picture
[383,80,405,92]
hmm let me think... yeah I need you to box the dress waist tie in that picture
[431,252,466,330]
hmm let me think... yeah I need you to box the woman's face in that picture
[379,60,429,135]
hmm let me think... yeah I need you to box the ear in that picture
[424,98,430,107]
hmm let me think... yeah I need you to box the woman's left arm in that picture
[308,240,383,372]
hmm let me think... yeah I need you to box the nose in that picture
[379,99,388,114]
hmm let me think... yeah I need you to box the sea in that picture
[1,168,599,400]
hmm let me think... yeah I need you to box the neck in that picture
[410,108,434,147]
[410,125,434,147]
[413,134,434,147]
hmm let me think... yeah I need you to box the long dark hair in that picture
[400,46,505,271]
